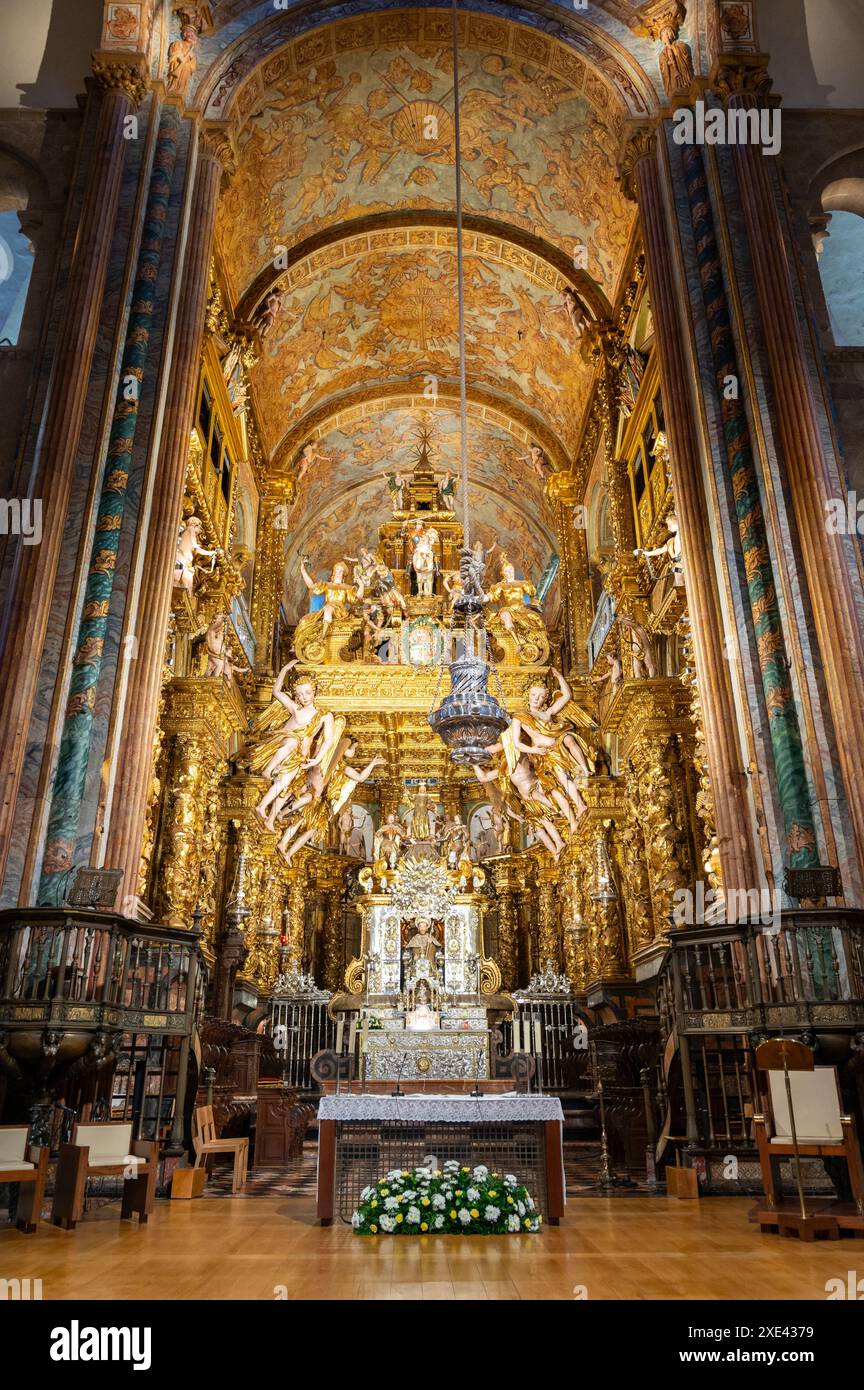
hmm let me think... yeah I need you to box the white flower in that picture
[443,1160,460,1172]
[379,1214,396,1232]
[458,1208,472,1225]
[484,1205,500,1222]
[360,1186,374,1201]
[443,1189,453,1200]
[466,1187,480,1202]
[384,1197,398,1211]
[351,1212,361,1227]
[472,1165,489,1180]
[386,1169,402,1182]
[526,1197,535,1211]
[431,1194,446,1210]
[517,1201,525,1216]
[434,1214,445,1229]
[507,1214,520,1232]
[407,1206,421,1224]
[504,1174,517,1187]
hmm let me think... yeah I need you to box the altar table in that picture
[316,1093,565,1227]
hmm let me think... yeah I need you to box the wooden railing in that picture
[657,909,864,1036]
[0,908,205,1035]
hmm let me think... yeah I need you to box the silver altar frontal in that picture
[344,848,503,1082]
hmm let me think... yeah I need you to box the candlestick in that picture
[335,1019,344,1054]
[533,1019,542,1055]
[513,1017,521,1052]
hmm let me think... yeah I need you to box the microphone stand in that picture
[392,1051,408,1098]
[471,1047,484,1097]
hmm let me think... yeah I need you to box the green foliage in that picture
[352,1162,541,1235]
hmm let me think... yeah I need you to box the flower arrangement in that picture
[351,1161,541,1235]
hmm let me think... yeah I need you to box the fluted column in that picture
[493,861,518,991]
[717,64,864,876]
[621,127,762,901]
[0,55,147,886]
[103,130,226,902]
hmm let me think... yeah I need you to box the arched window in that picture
[817,178,864,347]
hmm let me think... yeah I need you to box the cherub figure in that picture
[618,615,657,679]
[203,614,243,679]
[255,288,283,339]
[295,442,329,484]
[174,516,217,593]
[562,286,587,339]
[522,443,551,479]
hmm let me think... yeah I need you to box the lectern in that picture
[749,1038,864,1240]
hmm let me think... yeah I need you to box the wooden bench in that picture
[52,1121,158,1230]
[0,1124,49,1233]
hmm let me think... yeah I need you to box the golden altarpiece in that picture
[136,251,718,1080]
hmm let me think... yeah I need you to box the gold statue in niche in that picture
[486,552,550,666]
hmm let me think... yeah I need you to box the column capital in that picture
[618,123,657,203]
[91,50,150,105]
[711,55,775,106]
[636,1,686,42]
[200,121,237,177]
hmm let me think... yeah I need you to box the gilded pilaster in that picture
[493,860,519,992]
[537,862,561,971]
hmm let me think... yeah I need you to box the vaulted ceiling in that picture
[211,9,641,620]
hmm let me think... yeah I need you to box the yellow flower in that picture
[461,1167,469,1173]
[370,1200,377,1209]
[455,1189,463,1197]
[380,1188,389,1197]
[489,1190,497,1198]
[507,1196,514,1205]
[523,1218,531,1228]
[370,1225,377,1234]
[470,1209,479,1219]
[538,1216,543,1225]
[396,1214,404,1224]
[450,1210,457,1220]
[402,1170,410,1177]
[420,1223,428,1232]
[434,1170,441,1177]
[421,1197,430,1207]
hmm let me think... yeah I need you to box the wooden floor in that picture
[1,1193,856,1300]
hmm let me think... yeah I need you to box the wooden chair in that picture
[192,1105,248,1193]
[0,1125,49,1233]
[52,1121,158,1230]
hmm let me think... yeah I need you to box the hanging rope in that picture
[451,0,470,547]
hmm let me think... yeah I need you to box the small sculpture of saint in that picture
[405,916,441,970]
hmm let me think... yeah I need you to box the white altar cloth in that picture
[318,1094,564,1123]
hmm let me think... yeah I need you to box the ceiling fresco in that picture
[279,406,558,624]
[251,235,594,459]
[215,34,635,305]
[209,9,644,632]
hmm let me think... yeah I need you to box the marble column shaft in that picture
[0,76,141,886]
[103,135,223,903]
[725,89,864,874]
[629,131,763,897]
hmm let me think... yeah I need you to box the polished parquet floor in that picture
[1,1191,855,1300]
